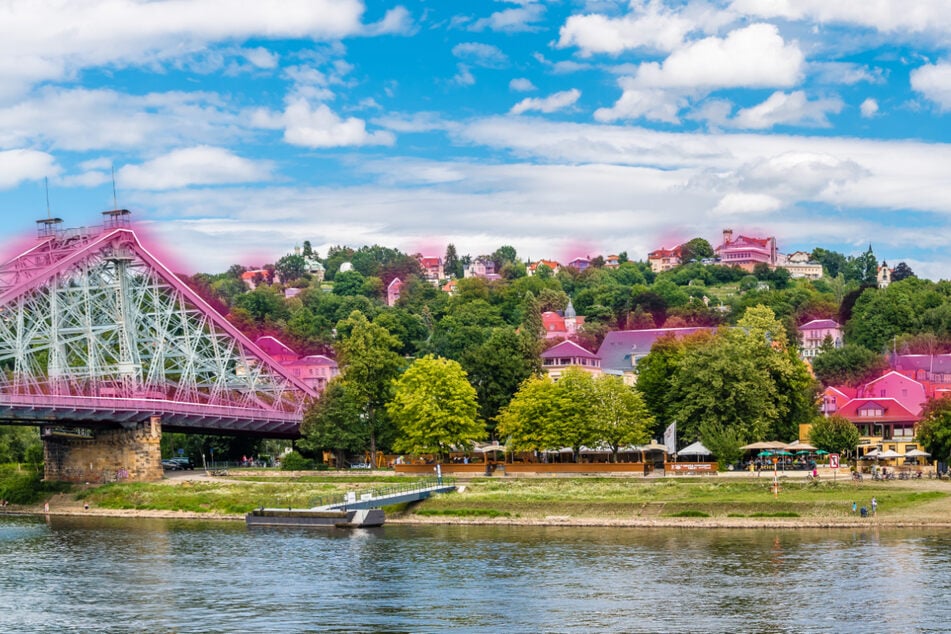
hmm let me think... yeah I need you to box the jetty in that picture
[246,478,456,529]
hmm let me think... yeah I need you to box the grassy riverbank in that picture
[10,470,951,526]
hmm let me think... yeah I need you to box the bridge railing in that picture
[307,476,455,509]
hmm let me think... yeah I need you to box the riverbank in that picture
[6,470,951,529]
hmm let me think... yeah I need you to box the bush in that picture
[0,466,70,504]
[280,451,315,471]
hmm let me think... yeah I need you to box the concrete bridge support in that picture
[43,416,163,483]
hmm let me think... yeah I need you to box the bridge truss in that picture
[0,211,315,437]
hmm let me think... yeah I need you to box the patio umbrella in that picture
[740,441,789,450]
[905,449,931,458]
[787,441,817,451]
[877,449,901,459]
[757,451,772,457]
[677,441,712,461]
[861,449,880,460]
[815,450,829,455]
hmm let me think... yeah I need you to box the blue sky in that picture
[2,1,951,278]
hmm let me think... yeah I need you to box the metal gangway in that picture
[313,477,456,511]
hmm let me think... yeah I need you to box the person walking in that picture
[871,497,878,516]
[852,501,857,514]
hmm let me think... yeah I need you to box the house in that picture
[647,245,682,273]
[240,269,272,289]
[285,354,339,392]
[387,277,403,307]
[254,336,339,393]
[604,254,621,269]
[465,257,500,280]
[778,251,823,279]
[417,256,444,283]
[597,327,716,383]
[540,340,601,380]
[714,228,778,271]
[527,259,561,276]
[820,370,929,460]
[541,301,585,340]
[255,335,300,364]
[441,279,458,295]
[798,319,843,359]
[567,257,591,271]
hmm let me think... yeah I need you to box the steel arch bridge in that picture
[0,210,315,438]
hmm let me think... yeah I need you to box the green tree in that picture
[590,375,653,462]
[299,378,366,466]
[666,306,816,443]
[388,355,484,458]
[891,262,916,282]
[811,344,887,386]
[496,375,558,452]
[232,284,289,323]
[698,420,743,471]
[444,243,463,279]
[335,311,405,466]
[808,415,861,456]
[332,269,367,296]
[461,327,537,430]
[275,253,307,284]
[916,397,951,464]
[680,237,714,263]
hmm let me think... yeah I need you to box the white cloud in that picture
[280,100,395,148]
[118,146,272,190]
[0,149,57,189]
[730,91,843,129]
[557,0,728,56]
[634,24,803,89]
[911,62,951,110]
[731,0,951,37]
[510,89,581,115]
[860,98,879,118]
[241,47,279,70]
[509,77,536,92]
[594,23,803,123]
[453,64,476,87]
[452,42,509,68]
[0,87,242,152]
[809,62,883,86]
[712,192,783,215]
[471,2,546,33]
[0,0,379,96]
[595,83,685,123]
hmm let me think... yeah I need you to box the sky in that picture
[2,1,951,279]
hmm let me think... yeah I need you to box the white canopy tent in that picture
[676,441,712,460]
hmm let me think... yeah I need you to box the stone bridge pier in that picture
[43,416,163,483]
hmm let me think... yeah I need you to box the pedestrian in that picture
[871,497,877,516]
[435,463,442,485]
[852,501,857,514]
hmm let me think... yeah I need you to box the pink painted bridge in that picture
[0,210,315,439]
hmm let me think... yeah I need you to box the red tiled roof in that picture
[836,398,919,422]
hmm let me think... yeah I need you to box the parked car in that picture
[169,457,194,470]
[161,459,181,470]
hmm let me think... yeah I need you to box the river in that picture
[0,514,948,633]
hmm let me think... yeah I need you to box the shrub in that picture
[280,451,315,471]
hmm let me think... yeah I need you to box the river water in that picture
[0,514,948,633]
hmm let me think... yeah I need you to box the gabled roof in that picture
[648,245,682,258]
[836,397,919,422]
[799,319,842,330]
[255,335,297,357]
[541,339,599,360]
[387,277,402,290]
[597,327,715,372]
[719,234,772,249]
[294,354,338,367]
